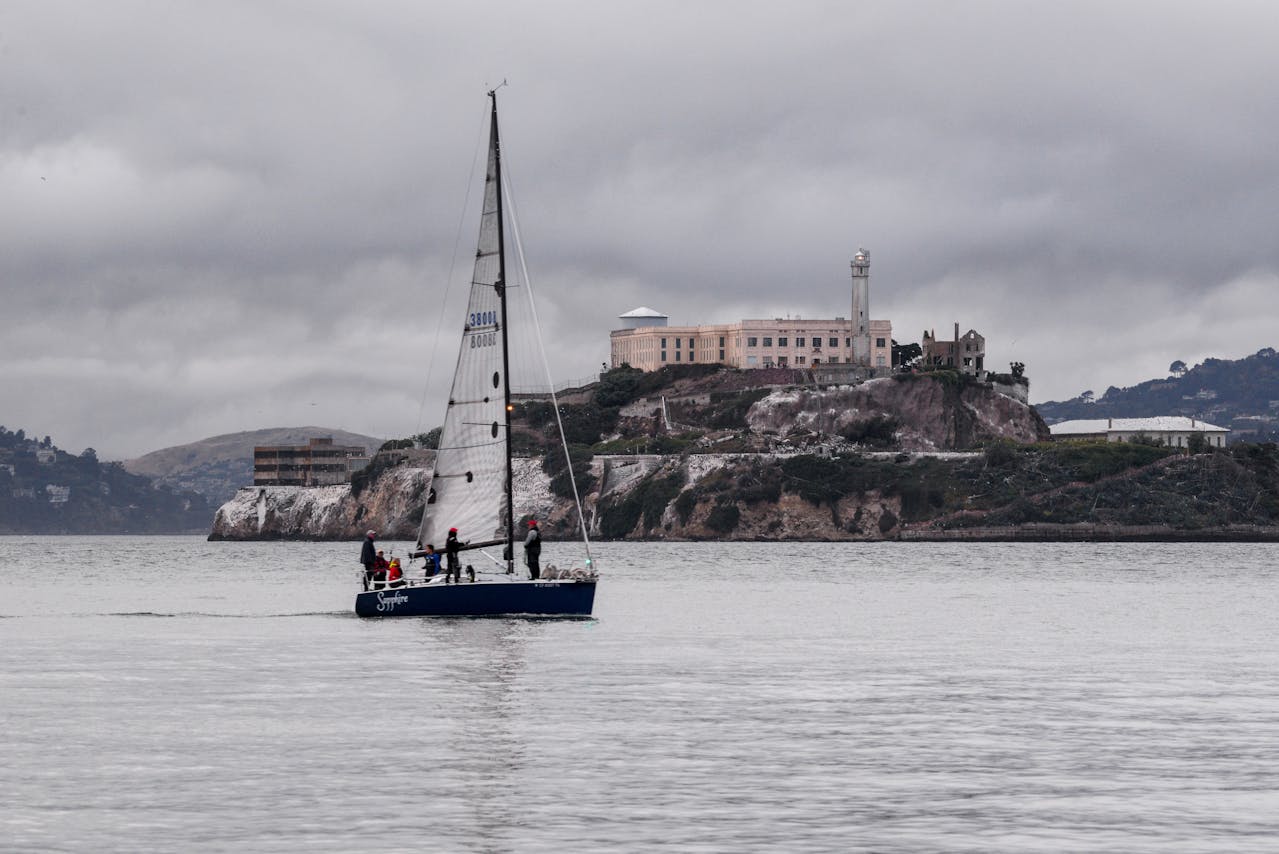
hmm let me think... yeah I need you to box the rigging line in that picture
[414,102,492,438]
[501,168,595,565]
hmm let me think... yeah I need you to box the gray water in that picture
[2,537,1278,852]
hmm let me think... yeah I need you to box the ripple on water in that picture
[1,537,1277,852]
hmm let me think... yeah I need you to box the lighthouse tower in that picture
[850,248,871,366]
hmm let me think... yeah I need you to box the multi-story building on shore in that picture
[253,437,370,487]
[610,250,892,372]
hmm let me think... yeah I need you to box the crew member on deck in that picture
[524,519,542,580]
[360,530,378,591]
[416,543,441,578]
[386,557,404,588]
[372,550,390,589]
[444,528,464,584]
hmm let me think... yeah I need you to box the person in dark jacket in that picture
[444,528,464,584]
[524,519,542,580]
[359,530,377,591]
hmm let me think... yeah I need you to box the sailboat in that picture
[354,89,597,618]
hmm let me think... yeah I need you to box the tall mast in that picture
[490,88,516,574]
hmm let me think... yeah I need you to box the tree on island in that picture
[892,340,922,369]
[1170,359,1188,377]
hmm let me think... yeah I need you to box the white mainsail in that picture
[418,107,510,552]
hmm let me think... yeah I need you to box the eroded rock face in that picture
[209,458,564,541]
[209,467,432,541]
[747,376,1048,450]
[208,377,1050,541]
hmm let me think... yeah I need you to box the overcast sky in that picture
[4,1,1278,459]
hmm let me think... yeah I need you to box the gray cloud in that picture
[3,1,1278,457]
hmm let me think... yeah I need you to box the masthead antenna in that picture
[487,79,509,97]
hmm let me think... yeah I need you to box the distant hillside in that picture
[1036,347,1279,440]
[0,426,212,534]
[123,426,381,506]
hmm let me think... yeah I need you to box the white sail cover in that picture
[418,111,509,550]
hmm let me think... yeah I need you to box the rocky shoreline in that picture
[209,446,1279,543]
[208,373,1279,543]
[898,524,1279,542]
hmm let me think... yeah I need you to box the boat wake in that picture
[99,610,352,619]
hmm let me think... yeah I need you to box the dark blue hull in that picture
[354,580,596,618]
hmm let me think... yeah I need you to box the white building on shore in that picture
[1049,417,1229,448]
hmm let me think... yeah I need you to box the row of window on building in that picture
[610,314,896,373]
[656,334,887,350]
[655,336,890,365]
[253,437,370,487]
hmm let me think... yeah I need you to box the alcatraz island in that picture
[7,249,1279,539]
[204,251,1279,543]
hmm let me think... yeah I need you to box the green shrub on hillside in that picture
[516,401,556,429]
[350,452,401,496]
[1046,441,1174,481]
[674,489,697,525]
[731,463,782,504]
[777,454,960,522]
[513,401,620,446]
[705,501,740,534]
[593,435,694,455]
[983,440,1017,468]
[636,364,722,396]
[592,364,724,410]
[597,470,686,538]
[707,389,771,429]
[542,443,596,501]
[593,366,644,408]
[529,403,619,446]
[780,455,880,505]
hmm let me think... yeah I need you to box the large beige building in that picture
[610,250,892,372]
[610,318,892,371]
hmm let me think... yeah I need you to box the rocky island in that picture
[206,365,1279,543]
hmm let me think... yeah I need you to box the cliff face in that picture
[209,466,431,541]
[208,377,1054,542]
[209,459,555,541]
[747,376,1048,450]
[208,442,1279,543]
[208,451,870,542]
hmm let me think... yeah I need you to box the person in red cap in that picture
[524,519,542,580]
[444,527,464,584]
